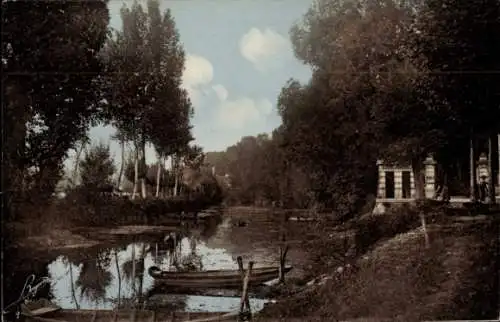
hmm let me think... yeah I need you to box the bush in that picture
[352,204,421,255]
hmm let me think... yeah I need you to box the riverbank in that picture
[260,208,499,321]
[4,204,498,320]
[5,192,222,248]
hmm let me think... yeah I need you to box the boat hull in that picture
[148,266,293,288]
[23,309,238,322]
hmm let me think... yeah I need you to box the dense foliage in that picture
[4,0,500,218]
[79,143,116,189]
[2,0,209,216]
[206,0,500,219]
[3,0,110,214]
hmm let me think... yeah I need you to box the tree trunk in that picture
[420,211,430,248]
[137,243,147,307]
[164,156,168,198]
[140,178,147,199]
[488,135,496,204]
[69,262,80,309]
[412,157,426,200]
[117,139,125,191]
[132,146,139,200]
[5,81,29,217]
[131,245,136,296]
[173,155,179,197]
[470,135,477,202]
[155,160,162,198]
[140,139,147,199]
[71,142,85,187]
[115,250,121,308]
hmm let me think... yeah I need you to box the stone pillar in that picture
[424,154,436,199]
[377,160,386,198]
[394,170,403,199]
[477,153,489,182]
[410,170,416,198]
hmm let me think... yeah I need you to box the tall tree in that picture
[2,0,110,210]
[79,142,116,190]
[104,0,192,199]
[277,0,442,216]
[111,129,129,191]
[412,0,500,201]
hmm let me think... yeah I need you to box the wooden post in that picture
[172,233,178,265]
[237,256,251,312]
[278,233,289,284]
[239,260,254,321]
[420,211,430,248]
[278,212,289,284]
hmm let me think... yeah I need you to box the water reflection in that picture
[12,210,312,313]
[75,249,113,305]
[47,237,268,312]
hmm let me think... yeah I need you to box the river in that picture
[5,207,316,314]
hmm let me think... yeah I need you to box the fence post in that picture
[238,257,254,321]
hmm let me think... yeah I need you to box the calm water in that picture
[11,209,314,313]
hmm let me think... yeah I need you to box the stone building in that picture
[373,149,498,214]
[373,154,437,214]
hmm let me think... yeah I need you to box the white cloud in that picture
[182,54,214,105]
[239,27,290,72]
[216,97,273,129]
[180,55,274,133]
[212,84,229,101]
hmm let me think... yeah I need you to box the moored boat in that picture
[20,299,238,322]
[148,265,293,289]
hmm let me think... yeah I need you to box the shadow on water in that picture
[4,209,312,313]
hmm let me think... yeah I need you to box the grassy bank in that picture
[6,189,222,244]
[261,206,499,321]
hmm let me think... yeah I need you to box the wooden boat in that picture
[148,265,293,288]
[20,299,239,322]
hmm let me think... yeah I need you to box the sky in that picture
[69,0,313,170]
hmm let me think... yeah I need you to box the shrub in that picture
[352,204,421,255]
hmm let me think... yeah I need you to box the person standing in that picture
[479,176,489,203]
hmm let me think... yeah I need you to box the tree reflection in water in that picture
[114,249,122,307]
[74,248,113,306]
[61,257,80,309]
[179,236,203,271]
[120,242,150,308]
